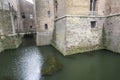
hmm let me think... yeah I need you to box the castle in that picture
[35,0,120,56]
[0,0,120,56]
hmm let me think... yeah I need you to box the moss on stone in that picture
[66,44,102,56]
[102,26,106,48]
[42,55,63,76]
[51,43,67,56]
[0,35,22,53]
[51,27,57,46]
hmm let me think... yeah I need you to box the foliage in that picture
[102,26,106,48]
[42,55,63,76]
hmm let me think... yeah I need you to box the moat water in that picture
[0,36,120,80]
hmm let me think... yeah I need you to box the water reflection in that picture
[14,47,43,80]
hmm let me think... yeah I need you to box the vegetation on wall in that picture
[51,26,56,46]
[0,35,22,53]
[102,26,106,48]
[42,55,63,76]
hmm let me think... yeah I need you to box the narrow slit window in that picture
[55,0,58,13]
[48,11,50,17]
[90,0,97,11]
[91,21,96,28]
[45,24,48,30]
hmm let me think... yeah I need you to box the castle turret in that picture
[35,0,54,46]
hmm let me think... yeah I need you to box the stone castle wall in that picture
[19,0,35,31]
[0,0,21,35]
[53,16,106,56]
[52,17,66,54]
[0,10,12,35]
[0,0,22,52]
[105,15,120,53]
[0,35,22,52]
[67,0,90,15]
[67,0,105,16]
[104,0,120,53]
[36,0,120,55]
[105,0,120,15]
[65,16,106,55]
[35,0,54,45]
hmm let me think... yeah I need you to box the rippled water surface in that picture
[1,36,120,80]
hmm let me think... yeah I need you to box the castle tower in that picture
[35,0,54,45]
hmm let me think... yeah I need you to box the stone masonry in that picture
[35,0,120,55]
[35,0,54,45]
[18,0,35,33]
[0,0,22,52]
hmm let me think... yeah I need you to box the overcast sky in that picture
[26,0,33,4]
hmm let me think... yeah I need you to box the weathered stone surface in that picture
[0,35,22,53]
[0,0,23,36]
[105,0,120,15]
[36,32,53,46]
[105,15,120,53]
[65,16,105,55]
[18,0,35,32]
[35,0,54,46]
[0,10,13,35]
[51,0,120,55]
[67,0,105,16]
[52,18,66,55]
[53,16,106,55]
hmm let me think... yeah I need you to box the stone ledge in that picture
[55,13,120,21]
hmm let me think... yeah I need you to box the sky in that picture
[26,0,34,4]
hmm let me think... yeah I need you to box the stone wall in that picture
[67,0,90,15]
[65,16,106,55]
[104,0,120,53]
[0,35,22,53]
[97,0,106,16]
[35,0,120,56]
[0,0,22,52]
[53,16,106,55]
[55,0,66,18]
[105,0,120,15]
[19,0,35,31]
[1,10,13,35]
[105,15,120,53]
[52,17,66,55]
[66,0,105,16]
[0,0,21,35]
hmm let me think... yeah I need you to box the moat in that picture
[0,36,120,80]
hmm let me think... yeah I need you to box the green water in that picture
[0,37,120,80]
